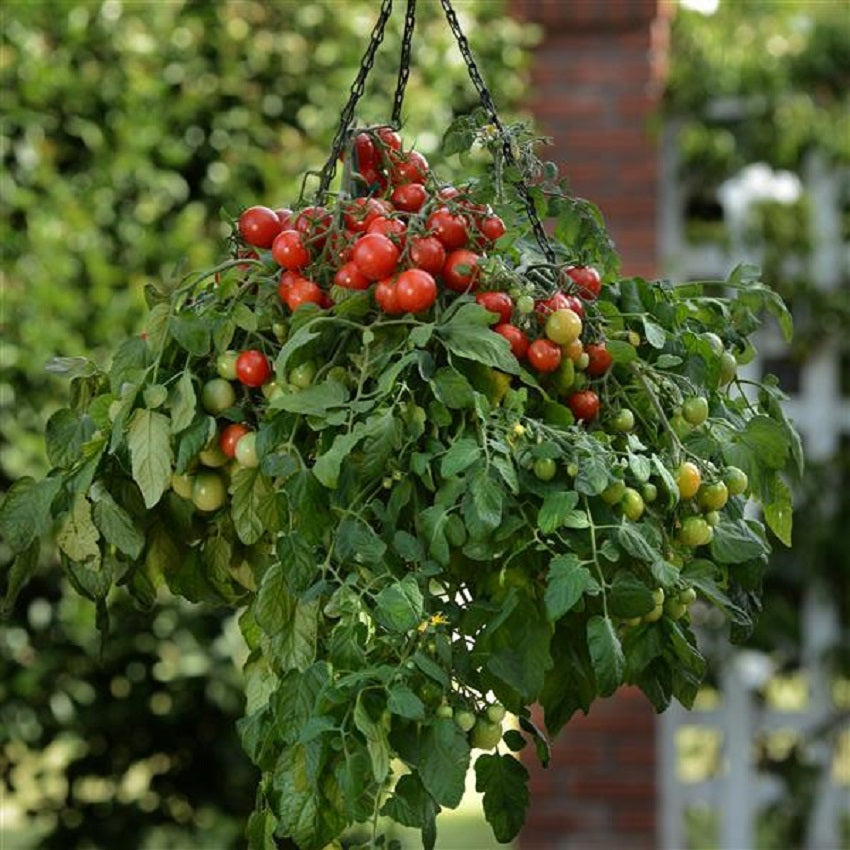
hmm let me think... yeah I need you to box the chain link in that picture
[438,0,556,263]
[391,0,416,127]
[316,0,394,203]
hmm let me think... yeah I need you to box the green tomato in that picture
[678,515,712,547]
[201,378,236,414]
[704,510,721,527]
[235,431,259,468]
[575,352,590,371]
[678,587,698,605]
[171,472,194,500]
[724,466,749,496]
[642,482,658,503]
[216,350,240,381]
[470,718,503,750]
[670,413,692,440]
[552,358,576,394]
[719,351,737,385]
[602,480,626,506]
[289,361,316,389]
[651,587,665,607]
[327,366,349,386]
[516,295,535,315]
[262,380,285,401]
[533,457,557,481]
[272,322,288,342]
[199,443,228,468]
[664,599,687,620]
[435,704,454,720]
[643,603,663,623]
[698,481,728,511]
[682,396,709,427]
[486,703,507,724]
[701,332,724,356]
[566,462,579,477]
[621,487,645,521]
[191,472,227,512]
[545,309,582,345]
[454,710,476,733]
[611,409,635,433]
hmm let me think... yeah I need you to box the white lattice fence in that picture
[657,133,850,849]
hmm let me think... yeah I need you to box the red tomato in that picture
[367,215,407,249]
[352,131,378,172]
[286,277,323,311]
[391,150,429,184]
[271,230,310,271]
[352,233,400,281]
[375,127,402,151]
[391,183,428,213]
[564,265,602,300]
[563,293,585,319]
[442,249,481,292]
[334,262,370,291]
[475,291,513,324]
[427,208,469,250]
[219,423,250,459]
[395,269,437,314]
[238,205,282,249]
[294,206,332,245]
[568,389,601,422]
[585,343,613,377]
[527,338,563,373]
[324,230,353,265]
[343,197,383,233]
[494,323,529,359]
[374,278,402,314]
[438,186,461,201]
[480,215,506,242]
[534,291,571,318]
[236,350,271,387]
[409,236,446,275]
[277,270,302,302]
[275,208,294,229]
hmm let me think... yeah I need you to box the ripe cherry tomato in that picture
[375,126,402,151]
[334,262,370,291]
[271,230,310,271]
[286,277,323,311]
[527,338,563,373]
[409,236,446,275]
[277,269,302,302]
[494,323,529,359]
[391,182,428,213]
[564,266,602,300]
[427,208,468,250]
[391,150,429,184]
[563,294,585,319]
[442,249,481,292]
[374,278,402,314]
[238,205,282,249]
[352,131,378,172]
[479,215,506,242]
[568,389,601,422]
[343,197,385,233]
[275,208,294,229]
[395,269,437,314]
[535,291,571,318]
[475,291,513,324]
[353,233,400,281]
[367,215,407,248]
[219,423,250,459]
[585,342,614,377]
[294,206,332,243]
[236,349,271,387]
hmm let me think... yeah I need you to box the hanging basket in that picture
[0,1,801,848]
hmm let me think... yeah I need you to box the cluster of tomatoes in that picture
[234,126,613,425]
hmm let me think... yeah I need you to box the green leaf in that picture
[2,540,40,615]
[375,575,423,633]
[246,808,277,850]
[380,773,438,843]
[575,455,609,496]
[271,381,347,417]
[127,408,173,508]
[438,303,520,374]
[475,753,530,842]
[175,416,215,474]
[335,517,387,565]
[432,367,475,409]
[168,370,197,434]
[606,339,638,365]
[387,684,426,720]
[169,312,211,356]
[470,469,502,530]
[763,474,793,546]
[587,615,625,697]
[418,718,471,808]
[735,415,789,470]
[537,491,579,533]
[57,493,100,564]
[92,491,144,559]
[440,438,481,478]
[609,571,656,618]
[254,562,295,635]
[274,321,325,379]
[230,467,277,546]
[544,554,592,621]
[354,691,391,783]
[272,598,320,673]
[681,559,751,626]
[642,318,667,348]
[618,521,662,563]
[45,408,93,467]
[628,452,651,483]
[710,519,767,564]
[420,505,450,566]
[0,476,62,554]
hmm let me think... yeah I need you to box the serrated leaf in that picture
[271,664,330,746]
[375,575,423,633]
[57,493,100,564]
[45,408,92,467]
[380,773,437,835]
[475,753,530,842]
[387,684,426,720]
[432,367,475,409]
[2,540,40,615]
[587,615,625,696]
[272,598,319,673]
[440,438,481,478]
[437,303,520,374]
[608,571,656,618]
[710,519,767,564]
[544,554,591,621]
[168,370,197,434]
[642,318,666,348]
[229,467,276,545]
[606,339,637,365]
[92,491,144,559]
[419,718,471,808]
[618,521,662,563]
[0,476,62,554]
[764,474,793,546]
[169,312,211,356]
[537,491,579,533]
[127,408,173,508]
[254,562,295,635]
[175,416,215,474]
[271,381,347,416]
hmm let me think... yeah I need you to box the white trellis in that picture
[657,122,850,850]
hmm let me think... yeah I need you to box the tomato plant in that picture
[0,115,801,850]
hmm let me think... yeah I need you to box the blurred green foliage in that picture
[0,0,534,483]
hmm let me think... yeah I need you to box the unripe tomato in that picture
[533,457,557,481]
[679,587,698,605]
[271,229,310,270]
[238,205,282,249]
[286,277,324,311]
[236,349,271,387]
[701,332,724,356]
[216,350,240,381]
[563,339,584,363]
[602,480,626,506]
[192,472,227,512]
[435,704,454,720]
[670,413,692,440]
[568,390,600,422]
[486,703,507,724]
[719,351,737,385]
[563,265,602,300]
[334,261,370,291]
[409,236,446,275]
[395,269,437,314]
[545,309,583,345]
[470,718,502,750]
[621,488,645,521]
[454,710,476,733]
[516,294,535,315]
[642,482,658,503]
[611,409,635,433]
[528,338,562,373]
[698,481,729,511]
[575,352,590,371]
[494,324,529,359]
[219,423,250,459]
[677,461,702,500]
[643,603,664,623]
[682,396,709,426]
[262,380,285,402]
[201,378,236,414]
[199,443,228,468]
[475,291,513,324]
[427,208,468,250]
[171,472,194,500]
[352,233,400,281]
[552,358,576,393]
[235,431,259,468]
[678,515,712,546]
[652,587,665,606]
[289,361,316,389]
[724,466,749,496]
[704,510,721,527]
[585,343,614,377]
[442,249,481,292]
[664,599,688,620]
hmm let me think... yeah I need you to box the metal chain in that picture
[438,0,556,263]
[391,0,416,127]
[316,0,394,203]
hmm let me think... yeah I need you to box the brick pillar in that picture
[511,0,672,278]
[508,2,672,847]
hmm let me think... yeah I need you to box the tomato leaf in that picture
[440,437,481,478]
[544,554,593,621]
[127,408,173,508]
[92,490,144,559]
[167,370,197,434]
[45,408,93,467]
[0,476,62,554]
[587,615,625,696]
[537,490,579,533]
[710,519,767,564]
[418,718,471,808]
[475,753,530,842]
[57,493,101,565]
[437,303,520,374]
[375,575,423,633]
